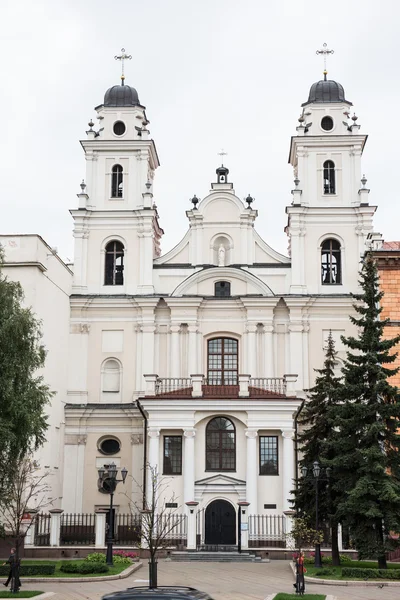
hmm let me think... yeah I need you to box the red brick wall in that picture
[377,258,400,387]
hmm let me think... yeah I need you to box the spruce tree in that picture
[329,252,400,569]
[0,247,52,493]
[295,331,343,565]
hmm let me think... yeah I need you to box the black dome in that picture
[303,79,351,106]
[104,84,140,107]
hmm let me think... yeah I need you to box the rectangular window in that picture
[259,436,278,475]
[163,436,182,475]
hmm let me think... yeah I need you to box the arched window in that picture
[215,281,231,297]
[323,160,335,194]
[102,359,121,393]
[206,417,236,471]
[111,164,123,198]
[321,239,342,285]
[208,338,238,384]
[105,241,124,285]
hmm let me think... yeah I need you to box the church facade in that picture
[0,71,377,547]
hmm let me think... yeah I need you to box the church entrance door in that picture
[205,499,236,545]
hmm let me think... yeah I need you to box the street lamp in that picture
[97,462,128,565]
[301,461,331,569]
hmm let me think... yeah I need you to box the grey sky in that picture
[1,0,398,261]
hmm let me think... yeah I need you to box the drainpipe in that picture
[294,399,305,497]
[136,399,147,509]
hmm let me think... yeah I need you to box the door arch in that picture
[205,499,236,545]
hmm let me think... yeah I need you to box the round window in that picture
[321,116,334,131]
[113,121,126,136]
[98,438,121,455]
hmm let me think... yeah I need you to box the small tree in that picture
[0,457,53,559]
[329,253,400,569]
[289,517,324,556]
[125,465,185,589]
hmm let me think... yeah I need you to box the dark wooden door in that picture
[205,500,236,545]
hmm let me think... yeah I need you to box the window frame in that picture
[259,435,279,476]
[163,435,183,476]
[214,281,231,297]
[321,238,342,285]
[101,358,121,393]
[111,164,124,198]
[205,416,236,472]
[323,160,336,195]
[104,241,124,286]
[207,337,238,384]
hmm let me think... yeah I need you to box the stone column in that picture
[147,428,160,506]
[95,510,107,548]
[245,430,258,514]
[49,509,63,547]
[238,501,250,550]
[245,325,257,376]
[185,502,199,550]
[281,429,295,512]
[24,510,38,547]
[187,325,198,377]
[338,523,343,552]
[263,324,274,378]
[142,324,156,376]
[75,435,86,513]
[183,429,196,504]
[170,325,181,378]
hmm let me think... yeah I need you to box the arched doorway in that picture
[205,499,236,545]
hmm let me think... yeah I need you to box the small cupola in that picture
[216,165,229,184]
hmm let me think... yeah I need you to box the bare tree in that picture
[124,464,186,589]
[0,457,53,559]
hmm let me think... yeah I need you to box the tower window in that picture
[323,160,336,194]
[215,281,231,297]
[207,338,238,384]
[321,239,342,285]
[101,359,121,392]
[321,116,334,131]
[206,417,236,471]
[105,241,124,285]
[113,121,126,136]
[111,164,123,198]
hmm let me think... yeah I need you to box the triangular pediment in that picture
[195,474,246,486]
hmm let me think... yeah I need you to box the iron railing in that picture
[249,378,287,395]
[154,513,187,545]
[34,513,51,546]
[60,513,96,545]
[114,513,141,546]
[249,514,286,547]
[155,378,192,396]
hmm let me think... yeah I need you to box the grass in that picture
[274,595,326,600]
[0,560,130,579]
[0,593,44,598]
[306,560,400,581]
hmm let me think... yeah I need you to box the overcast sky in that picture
[1,0,399,262]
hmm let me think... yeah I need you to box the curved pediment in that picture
[171,267,274,297]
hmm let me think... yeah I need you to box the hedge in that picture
[342,567,400,580]
[59,561,109,574]
[0,565,55,576]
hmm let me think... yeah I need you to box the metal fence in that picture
[114,513,141,546]
[249,514,286,547]
[155,513,187,546]
[155,378,192,396]
[249,378,287,396]
[34,512,51,546]
[60,513,96,545]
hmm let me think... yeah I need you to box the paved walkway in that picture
[22,560,400,600]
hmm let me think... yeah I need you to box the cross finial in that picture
[218,148,228,165]
[316,43,334,80]
[114,48,132,85]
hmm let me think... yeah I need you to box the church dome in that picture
[303,78,351,106]
[104,84,140,107]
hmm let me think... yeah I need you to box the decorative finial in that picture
[217,148,228,166]
[245,194,254,208]
[361,175,367,188]
[316,43,334,78]
[352,113,358,122]
[88,119,94,131]
[80,179,86,193]
[114,48,132,85]
[145,180,152,191]
[190,194,199,209]
[294,177,300,189]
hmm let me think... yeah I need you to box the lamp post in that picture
[301,461,331,569]
[97,462,128,566]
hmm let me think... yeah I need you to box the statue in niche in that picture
[218,244,226,267]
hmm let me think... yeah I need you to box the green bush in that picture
[59,561,108,574]
[321,556,332,565]
[0,565,55,576]
[315,567,333,576]
[339,554,353,564]
[342,567,400,580]
[85,553,106,563]
[112,555,131,565]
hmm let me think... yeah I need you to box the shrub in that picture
[113,550,137,560]
[85,553,106,563]
[315,568,333,576]
[112,555,131,565]
[60,561,109,574]
[339,554,353,564]
[0,565,55,576]
[342,567,400,580]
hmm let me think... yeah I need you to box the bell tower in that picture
[71,50,162,295]
[286,44,376,294]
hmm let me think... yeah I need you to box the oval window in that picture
[98,438,121,455]
[113,121,126,136]
[321,116,334,131]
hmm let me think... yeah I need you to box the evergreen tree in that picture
[295,331,343,565]
[0,247,52,493]
[329,252,400,569]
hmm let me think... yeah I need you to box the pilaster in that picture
[245,430,258,514]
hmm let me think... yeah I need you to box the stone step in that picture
[170,552,261,562]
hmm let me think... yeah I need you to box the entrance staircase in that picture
[170,546,263,562]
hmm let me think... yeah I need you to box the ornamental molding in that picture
[245,430,258,440]
[183,428,196,439]
[281,429,295,440]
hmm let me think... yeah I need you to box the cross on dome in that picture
[316,43,334,80]
[218,149,228,166]
[114,48,132,85]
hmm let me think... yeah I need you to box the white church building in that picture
[0,67,377,549]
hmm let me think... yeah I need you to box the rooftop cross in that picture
[316,43,334,80]
[218,149,228,166]
[114,48,132,85]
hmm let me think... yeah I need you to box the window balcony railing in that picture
[143,373,297,398]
